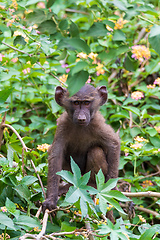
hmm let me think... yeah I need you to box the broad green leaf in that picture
[13,36,26,46]
[58,38,90,54]
[87,22,109,37]
[123,106,140,116]
[71,158,81,183]
[124,52,139,71]
[55,49,67,61]
[65,186,80,203]
[139,225,160,240]
[0,87,13,105]
[149,25,160,56]
[71,61,89,75]
[98,195,108,215]
[80,171,90,186]
[47,0,56,8]
[113,30,126,42]
[38,20,57,34]
[149,136,160,148]
[69,21,79,38]
[80,198,88,217]
[39,53,46,65]
[21,176,38,186]
[59,19,68,30]
[103,197,126,215]
[5,198,20,220]
[0,212,16,230]
[14,184,31,201]
[15,215,41,229]
[100,178,118,192]
[26,10,46,24]
[67,70,89,96]
[102,190,130,202]
[112,0,127,10]
[110,111,129,119]
[96,169,105,191]
[57,170,74,185]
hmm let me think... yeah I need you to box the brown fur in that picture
[42,85,120,222]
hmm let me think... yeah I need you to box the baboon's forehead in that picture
[71,84,97,100]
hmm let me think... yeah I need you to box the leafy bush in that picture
[0,0,160,239]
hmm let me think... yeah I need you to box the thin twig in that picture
[136,206,160,219]
[85,214,95,240]
[122,191,160,198]
[2,41,32,57]
[0,112,7,150]
[36,209,49,240]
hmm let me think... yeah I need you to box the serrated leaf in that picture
[7,144,14,167]
[100,178,118,193]
[67,70,89,96]
[5,198,20,220]
[39,53,46,66]
[96,169,105,190]
[71,158,81,183]
[80,171,90,186]
[124,52,139,71]
[65,186,80,203]
[80,198,88,217]
[0,212,16,230]
[14,184,31,201]
[57,170,74,185]
[15,215,41,229]
[102,190,130,202]
[103,197,126,215]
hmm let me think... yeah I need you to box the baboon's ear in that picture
[97,86,108,105]
[55,86,68,106]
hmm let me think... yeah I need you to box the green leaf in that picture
[139,225,160,240]
[21,176,38,185]
[69,21,79,38]
[13,36,26,46]
[26,10,46,24]
[100,178,118,192]
[87,22,109,37]
[39,53,46,66]
[149,25,160,56]
[113,30,126,42]
[71,158,81,183]
[57,170,74,185]
[38,20,57,34]
[58,38,90,54]
[5,198,20,220]
[124,52,139,71]
[47,0,56,8]
[110,111,129,119]
[0,212,16,230]
[59,19,68,30]
[0,87,13,105]
[112,0,127,10]
[14,184,31,202]
[71,61,89,75]
[102,190,130,202]
[65,186,80,203]
[122,106,140,116]
[67,70,89,96]
[96,169,105,191]
[7,144,14,167]
[15,215,41,229]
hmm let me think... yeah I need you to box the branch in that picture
[122,191,160,198]
[136,206,160,218]
[0,112,7,149]
[36,209,49,240]
[0,122,46,198]
[1,41,67,87]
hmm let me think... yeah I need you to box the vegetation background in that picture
[0,0,160,239]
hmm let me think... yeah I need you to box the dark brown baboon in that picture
[42,84,120,221]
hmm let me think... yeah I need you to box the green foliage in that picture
[0,0,160,238]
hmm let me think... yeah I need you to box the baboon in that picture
[42,84,120,220]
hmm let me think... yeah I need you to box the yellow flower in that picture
[134,136,147,142]
[11,0,18,9]
[131,91,144,100]
[1,206,7,212]
[147,84,155,89]
[130,143,143,149]
[77,52,88,59]
[142,180,153,188]
[154,126,160,133]
[154,77,160,86]
[131,45,151,63]
[34,227,41,232]
[114,18,128,30]
[59,74,68,83]
[95,198,99,205]
[13,30,29,42]
[106,25,113,32]
[0,233,10,239]
[37,143,50,152]
[138,215,146,223]
[88,52,98,64]
[96,62,105,76]
[107,204,113,210]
